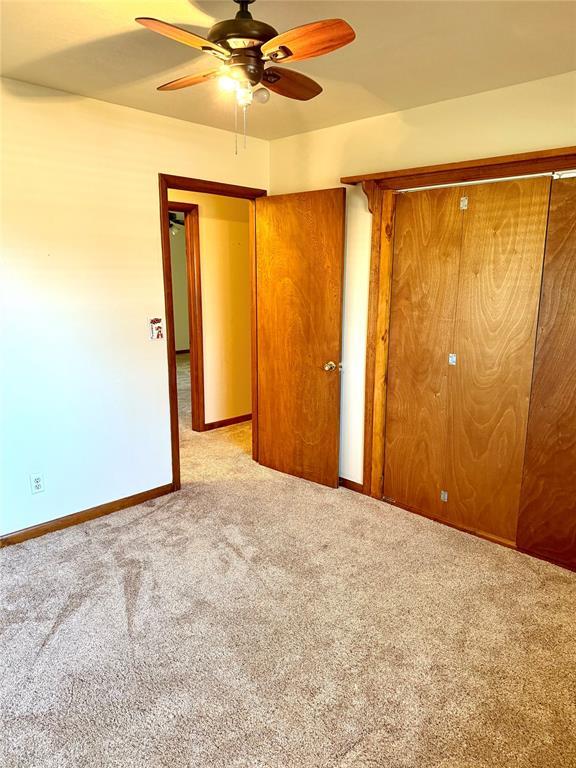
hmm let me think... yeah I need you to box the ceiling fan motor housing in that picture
[208,7,278,87]
[208,16,277,49]
[229,50,266,87]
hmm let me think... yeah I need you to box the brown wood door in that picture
[517,178,576,568]
[444,177,551,543]
[255,188,345,487]
[383,186,462,517]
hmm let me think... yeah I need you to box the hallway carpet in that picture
[1,372,575,766]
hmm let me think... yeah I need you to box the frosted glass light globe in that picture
[253,87,270,104]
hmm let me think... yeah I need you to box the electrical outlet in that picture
[30,473,45,494]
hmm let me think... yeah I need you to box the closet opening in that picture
[341,145,576,569]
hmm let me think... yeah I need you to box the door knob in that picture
[323,361,337,372]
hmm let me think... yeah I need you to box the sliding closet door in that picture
[444,178,551,543]
[517,178,576,568]
[383,187,462,517]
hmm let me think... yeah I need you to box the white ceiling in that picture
[1,0,575,139]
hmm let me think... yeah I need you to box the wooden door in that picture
[517,178,576,568]
[444,178,551,543]
[255,188,345,487]
[383,187,462,517]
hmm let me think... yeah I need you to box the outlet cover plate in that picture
[30,474,45,494]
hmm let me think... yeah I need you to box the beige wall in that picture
[0,77,268,535]
[269,71,576,484]
[2,70,575,534]
[167,191,252,424]
[169,220,189,352]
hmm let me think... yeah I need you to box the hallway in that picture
[176,352,252,487]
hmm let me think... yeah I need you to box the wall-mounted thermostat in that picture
[150,318,164,340]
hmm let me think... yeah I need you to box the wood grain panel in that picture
[255,189,345,487]
[383,186,463,516]
[262,19,356,63]
[517,178,576,569]
[445,178,551,542]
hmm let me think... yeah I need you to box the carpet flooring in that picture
[1,358,575,767]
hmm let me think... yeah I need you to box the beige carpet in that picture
[1,358,575,767]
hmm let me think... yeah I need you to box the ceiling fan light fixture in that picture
[253,87,270,104]
[236,81,253,107]
[218,68,238,92]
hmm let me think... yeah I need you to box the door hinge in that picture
[448,353,457,366]
[440,490,448,503]
[460,196,468,210]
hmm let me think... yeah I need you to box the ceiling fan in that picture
[136,0,355,107]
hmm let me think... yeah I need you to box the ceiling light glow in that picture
[218,73,238,93]
[236,81,253,107]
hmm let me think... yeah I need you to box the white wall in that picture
[0,77,268,535]
[169,220,190,352]
[269,71,576,484]
[167,191,252,424]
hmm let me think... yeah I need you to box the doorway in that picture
[159,175,267,489]
[167,193,254,482]
[160,176,347,493]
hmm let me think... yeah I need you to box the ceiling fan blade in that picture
[157,70,221,91]
[136,17,229,58]
[263,67,322,101]
[261,19,355,63]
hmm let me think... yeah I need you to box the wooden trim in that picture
[159,174,181,489]
[0,484,173,547]
[341,146,576,189]
[159,174,266,481]
[161,174,267,200]
[184,206,206,432]
[339,477,365,494]
[176,348,190,354]
[249,200,259,461]
[204,413,252,431]
[362,186,396,498]
[361,182,382,496]
[168,201,199,213]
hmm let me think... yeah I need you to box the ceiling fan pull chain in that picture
[243,104,247,149]
[234,100,238,155]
